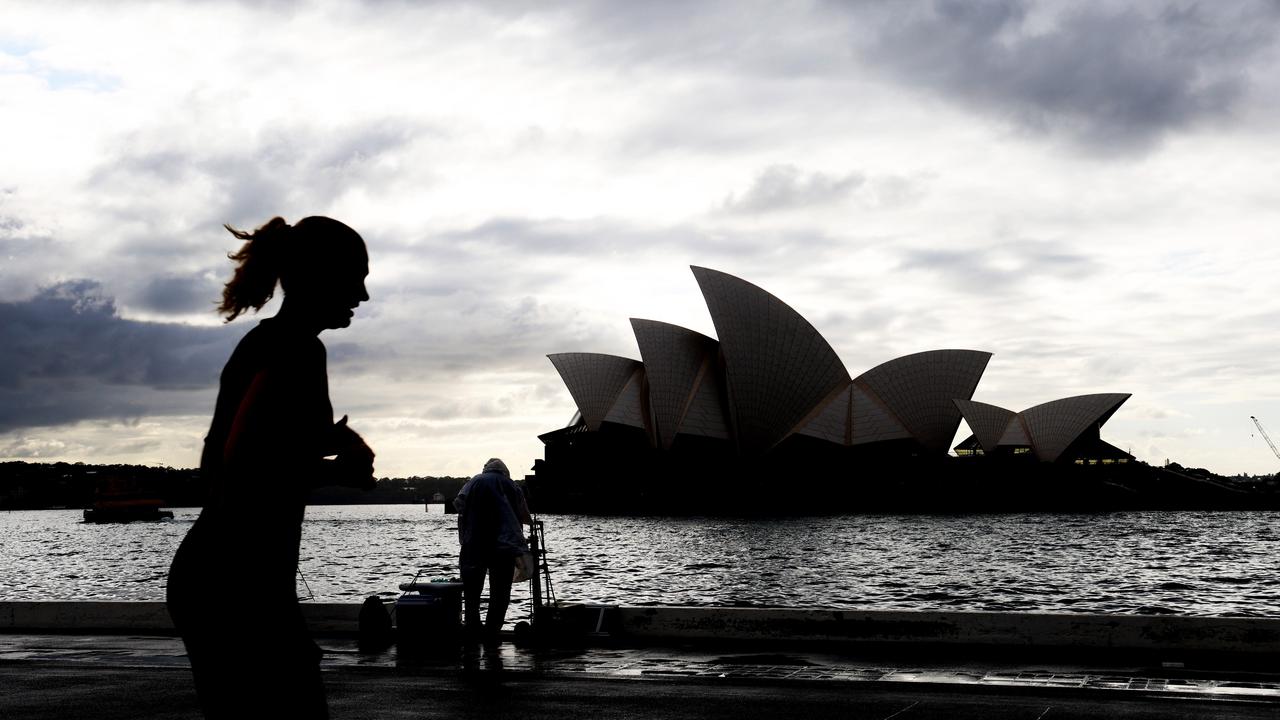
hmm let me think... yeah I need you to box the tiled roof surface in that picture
[850,383,913,445]
[997,417,1032,446]
[602,367,649,430]
[797,384,852,445]
[1018,393,1131,462]
[953,399,1016,453]
[679,369,732,440]
[855,350,992,454]
[692,266,850,451]
[630,319,721,448]
[547,353,643,431]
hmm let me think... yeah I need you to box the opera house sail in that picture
[953,394,1133,464]
[531,266,1158,514]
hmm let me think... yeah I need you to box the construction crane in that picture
[1250,416,1280,461]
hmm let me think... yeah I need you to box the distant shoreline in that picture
[0,460,467,511]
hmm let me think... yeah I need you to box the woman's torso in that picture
[176,319,333,584]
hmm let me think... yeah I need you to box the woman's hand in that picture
[328,415,376,489]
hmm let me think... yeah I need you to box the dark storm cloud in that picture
[0,280,237,431]
[858,0,1279,153]
[721,165,865,214]
[137,272,224,314]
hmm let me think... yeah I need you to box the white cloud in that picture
[1,1,1280,475]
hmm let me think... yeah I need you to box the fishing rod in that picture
[296,567,315,601]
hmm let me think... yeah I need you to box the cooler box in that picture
[395,581,463,654]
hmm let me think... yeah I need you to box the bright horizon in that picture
[4,1,1280,478]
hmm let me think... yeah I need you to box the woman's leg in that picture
[169,530,234,717]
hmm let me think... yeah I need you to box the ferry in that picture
[82,475,174,523]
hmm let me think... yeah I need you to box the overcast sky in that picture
[3,0,1280,478]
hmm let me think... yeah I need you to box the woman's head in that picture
[218,216,369,329]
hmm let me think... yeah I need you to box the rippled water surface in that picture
[3,506,1278,619]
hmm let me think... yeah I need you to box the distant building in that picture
[532,267,1132,512]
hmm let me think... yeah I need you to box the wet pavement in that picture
[2,633,1279,719]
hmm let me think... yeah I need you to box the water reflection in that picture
[1,506,1278,620]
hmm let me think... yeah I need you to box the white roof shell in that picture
[855,350,992,455]
[630,318,725,448]
[692,266,851,452]
[953,399,1017,453]
[1019,393,1131,462]
[547,353,643,432]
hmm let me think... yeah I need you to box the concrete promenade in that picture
[6,601,1280,660]
[3,632,1280,719]
[2,602,1279,718]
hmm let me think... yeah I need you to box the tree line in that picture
[0,461,468,510]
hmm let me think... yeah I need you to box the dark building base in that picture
[530,429,1279,515]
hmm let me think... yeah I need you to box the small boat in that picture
[82,475,174,523]
[83,502,174,523]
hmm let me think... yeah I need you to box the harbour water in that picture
[2,506,1278,621]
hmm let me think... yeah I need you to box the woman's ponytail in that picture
[217,217,291,322]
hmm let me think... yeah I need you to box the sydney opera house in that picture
[531,267,1137,513]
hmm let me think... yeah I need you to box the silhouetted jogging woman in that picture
[167,216,374,719]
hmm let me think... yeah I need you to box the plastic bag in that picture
[513,552,536,583]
